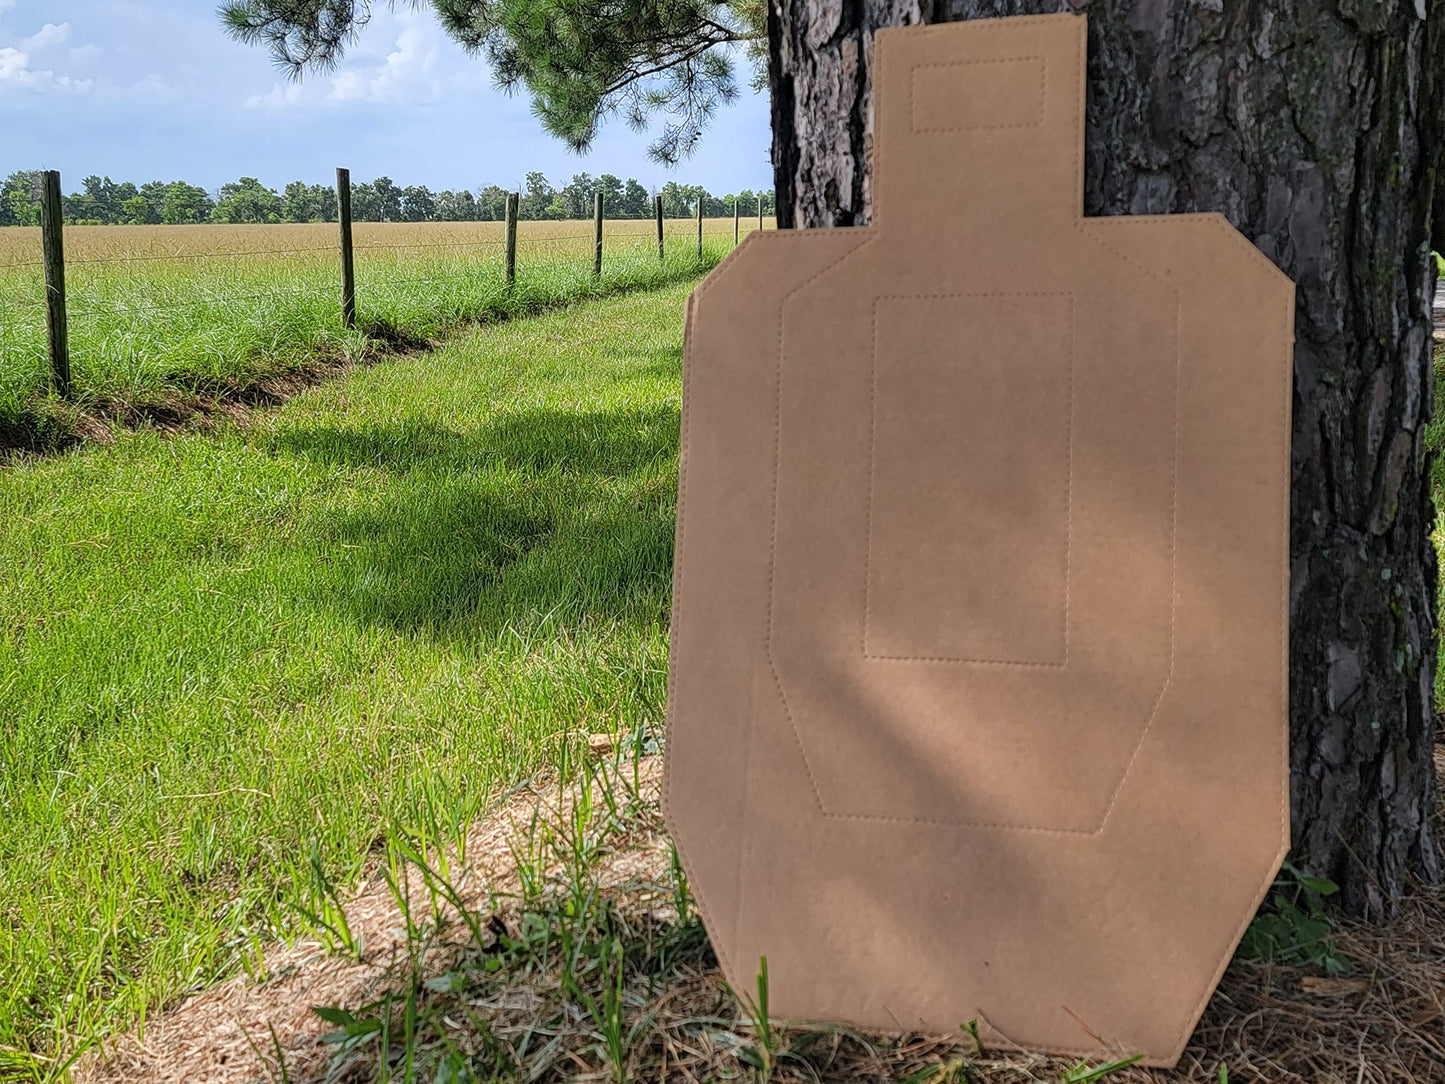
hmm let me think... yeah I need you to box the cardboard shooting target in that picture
[664,13,1293,1065]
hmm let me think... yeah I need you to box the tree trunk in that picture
[768,0,1444,919]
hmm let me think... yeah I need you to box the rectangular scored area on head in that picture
[910,56,1047,132]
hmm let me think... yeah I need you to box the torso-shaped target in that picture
[664,13,1293,1065]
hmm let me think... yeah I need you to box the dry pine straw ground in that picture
[75,745,1445,1084]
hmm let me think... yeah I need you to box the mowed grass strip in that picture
[0,219,750,433]
[0,280,695,1069]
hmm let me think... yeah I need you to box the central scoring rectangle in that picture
[865,293,1074,665]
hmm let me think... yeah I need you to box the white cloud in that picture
[0,19,91,92]
[245,80,306,109]
[246,16,453,110]
[128,72,173,97]
[329,24,440,103]
[0,44,92,91]
[24,22,70,51]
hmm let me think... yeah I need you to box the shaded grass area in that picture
[0,281,693,1075]
[1428,345,1445,705]
[0,233,722,451]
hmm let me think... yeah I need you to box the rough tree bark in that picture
[768,0,1444,918]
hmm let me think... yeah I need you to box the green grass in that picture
[1429,347,1445,705]
[0,233,724,436]
[0,279,696,1075]
[2,273,1440,1081]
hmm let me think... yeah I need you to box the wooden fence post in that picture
[655,195,665,261]
[39,170,70,397]
[734,198,740,245]
[593,190,603,276]
[758,195,764,233]
[335,167,356,329]
[697,199,703,258]
[505,192,518,285]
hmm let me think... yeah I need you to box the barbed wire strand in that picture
[68,285,333,318]
[353,238,507,253]
[3,235,741,340]
[63,259,700,316]
[67,245,340,266]
[3,225,755,269]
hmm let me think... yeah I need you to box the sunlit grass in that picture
[0,219,765,428]
[0,280,697,1076]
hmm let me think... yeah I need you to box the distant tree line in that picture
[0,170,777,227]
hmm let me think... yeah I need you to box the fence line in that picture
[20,168,772,395]
[353,238,508,252]
[64,286,326,316]
[66,246,340,266]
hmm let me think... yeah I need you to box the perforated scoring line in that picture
[807,236,1179,830]
[910,56,1047,133]
[762,20,1185,836]
[1077,269,1181,837]
[862,291,1075,666]
[768,237,1182,835]
[765,236,879,818]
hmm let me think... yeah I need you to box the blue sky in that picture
[0,0,776,195]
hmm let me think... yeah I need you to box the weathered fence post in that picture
[593,190,603,276]
[505,192,518,286]
[734,198,740,245]
[655,195,665,261]
[335,167,356,329]
[758,196,764,233]
[39,170,70,397]
[696,199,703,258]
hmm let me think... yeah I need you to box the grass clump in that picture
[294,748,1020,1084]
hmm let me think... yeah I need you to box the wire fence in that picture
[3,170,775,398]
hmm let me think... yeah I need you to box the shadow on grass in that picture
[627,344,684,383]
[273,405,680,641]
[0,410,86,463]
[274,406,678,477]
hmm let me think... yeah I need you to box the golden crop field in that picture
[0,217,768,265]
[0,219,766,428]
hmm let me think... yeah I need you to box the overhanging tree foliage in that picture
[220,0,766,163]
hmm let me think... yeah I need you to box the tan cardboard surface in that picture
[663,13,1294,1066]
